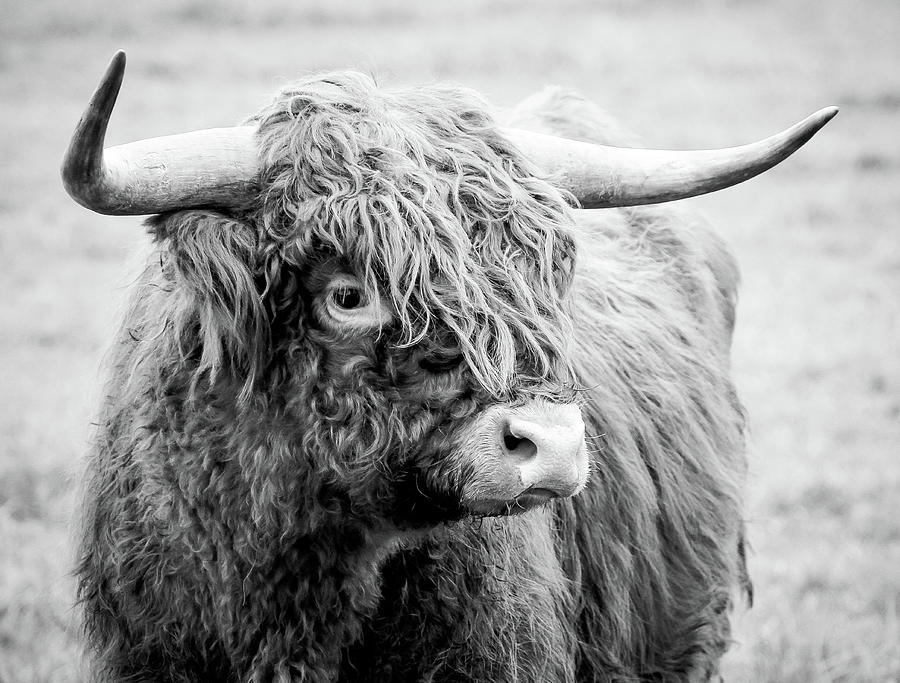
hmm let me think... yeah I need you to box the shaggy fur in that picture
[76,74,748,682]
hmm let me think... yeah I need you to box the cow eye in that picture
[331,286,364,310]
[320,274,392,330]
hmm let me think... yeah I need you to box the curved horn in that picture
[61,51,259,215]
[64,52,837,216]
[502,106,838,208]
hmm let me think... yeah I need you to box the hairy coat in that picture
[77,75,748,682]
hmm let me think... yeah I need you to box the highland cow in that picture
[63,51,836,682]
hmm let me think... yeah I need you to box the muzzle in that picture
[455,399,589,516]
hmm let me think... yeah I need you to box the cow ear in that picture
[149,210,269,400]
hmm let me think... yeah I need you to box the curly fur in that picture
[76,75,748,682]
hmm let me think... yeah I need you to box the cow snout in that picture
[500,403,587,498]
[458,400,589,516]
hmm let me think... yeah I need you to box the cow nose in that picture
[499,402,587,498]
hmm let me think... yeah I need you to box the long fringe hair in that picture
[248,71,578,398]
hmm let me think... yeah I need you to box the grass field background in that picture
[1,1,897,680]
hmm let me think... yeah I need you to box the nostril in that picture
[502,427,537,460]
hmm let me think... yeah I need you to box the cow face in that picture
[238,72,590,526]
[258,252,589,527]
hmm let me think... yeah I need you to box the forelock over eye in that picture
[319,274,392,331]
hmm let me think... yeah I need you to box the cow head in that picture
[62,52,836,528]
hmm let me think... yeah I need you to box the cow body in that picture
[76,78,748,682]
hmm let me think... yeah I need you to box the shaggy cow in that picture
[63,52,835,682]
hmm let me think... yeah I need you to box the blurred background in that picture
[1,0,897,680]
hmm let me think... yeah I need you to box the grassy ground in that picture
[1,1,897,680]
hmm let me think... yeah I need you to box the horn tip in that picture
[819,105,840,122]
[789,106,839,149]
[105,50,127,90]
[809,106,839,131]
[111,50,126,71]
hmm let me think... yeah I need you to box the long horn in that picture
[61,51,258,215]
[63,52,837,216]
[502,106,838,208]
